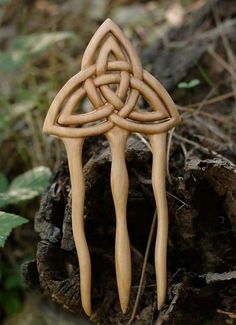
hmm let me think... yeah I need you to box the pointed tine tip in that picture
[82,300,92,317]
[83,305,92,317]
[120,300,129,314]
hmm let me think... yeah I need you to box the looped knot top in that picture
[43,18,181,138]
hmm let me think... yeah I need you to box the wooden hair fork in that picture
[43,18,181,316]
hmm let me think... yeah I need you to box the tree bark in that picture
[22,134,236,324]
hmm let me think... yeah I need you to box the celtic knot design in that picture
[43,18,180,137]
[43,19,181,317]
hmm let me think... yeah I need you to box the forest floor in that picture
[0,0,236,324]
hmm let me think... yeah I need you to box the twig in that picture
[178,106,227,123]
[217,309,236,319]
[166,128,175,184]
[207,47,236,82]
[193,86,217,116]
[167,192,188,208]
[187,90,236,108]
[135,133,152,151]
[177,89,236,122]
[213,7,236,121]
[194,115,232,143]
[169,18,236,48]
[180,142,188,159]
[128,211,157,324]
[213,8,236,73]
[173,133,236,167]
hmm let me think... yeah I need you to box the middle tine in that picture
[106,127,131,313]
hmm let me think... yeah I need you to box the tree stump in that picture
[22,134,236,324]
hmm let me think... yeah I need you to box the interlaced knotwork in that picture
[43,19,180,138]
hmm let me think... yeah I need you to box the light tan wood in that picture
[63,138,91,316]
[149,133,168,310]
[106,127,131,313]
[43,18,181,315]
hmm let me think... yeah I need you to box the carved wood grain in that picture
[43,18,181,316]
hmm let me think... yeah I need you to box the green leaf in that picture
[178,79,200,89]
[0,32,76,71]
[178,82,188,89]
[0,166,51,208]
[10,166,51,191]
[188,79,200,88]
[12,32,76,54]
[0,212,28,247]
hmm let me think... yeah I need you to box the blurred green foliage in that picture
[0,166,51,315]
[178,79,201,89]
[0,32,76,72]
[0,166,51,247]
[0,212,28,247]
[0,167,51,208]
[178,79,201,104]
[0,260,25,315]
[0,29,77,169]
[0,24,67,318]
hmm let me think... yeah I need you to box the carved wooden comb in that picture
[43,18,181,316]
